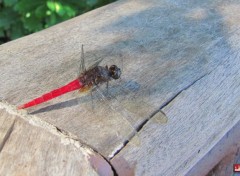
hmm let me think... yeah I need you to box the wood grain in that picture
[0,109,15,152]
[1,0,240,175]
[111,28,240,176]
[0,105,113,176]
[190,120,240,176]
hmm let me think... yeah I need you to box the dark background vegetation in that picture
[0,0,116,44]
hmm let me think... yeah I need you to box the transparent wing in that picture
[94,86,138,135]
[78,45,86,76]
[87,56,104,71]
[78,45,104,76]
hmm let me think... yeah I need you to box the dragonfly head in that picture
[109,65,121,79]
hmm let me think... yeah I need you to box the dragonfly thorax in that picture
[79,65,121,87]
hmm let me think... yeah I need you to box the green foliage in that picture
[0,0,116,44]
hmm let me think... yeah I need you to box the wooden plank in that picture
[1,0,239,159]
[188,120,240,176]
[0,110,15,152]
[0,104,113,176]
[111,29,240,175]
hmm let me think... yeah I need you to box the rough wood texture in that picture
[187,119,240,176]
[111,39,240,175]
[1,0,240,175]
[0,103,113,176]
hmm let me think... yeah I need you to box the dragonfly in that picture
[17,45,121,109]
[18,46,141,145]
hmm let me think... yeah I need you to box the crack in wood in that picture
[109,33,238,160]
[159,51,237,111]
[111,49,239,171]
[0,53,226,174]
[0,119,15,153]
[109,109,168,160]
[104,48,236,161]
[0,100,116,175]
[109,71,214,160]
[160,73,210,110]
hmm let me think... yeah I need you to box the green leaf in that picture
[45,12,57,26]
[0,7,19,29]
[87,0,98,7]
[3,0,18,6]
[10,21,25,39]
[35,5,48,18]
[58,4,76,17]
[22,13,43,32]
[0,28,4,37]
[0,0,117,44]
[59,0,86,9]
[46,1,76,18]
[63,5,76,17]
[14,0,44,13]
[46,1,56,12]
[54,2,65,16]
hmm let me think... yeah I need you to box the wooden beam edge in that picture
[0,99,115,175]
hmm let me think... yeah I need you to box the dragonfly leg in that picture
[106,81,109,93]
[121,56,123,74]
[90,83,99,111]
[105,81,112,100]
[90,88,94,110]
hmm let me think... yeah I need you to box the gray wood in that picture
[0,104,113,176]
[111,29,240,175]
[189,120,240,176]
[0,109,15,153]
[1,0,240,174]
[1,0,238,158]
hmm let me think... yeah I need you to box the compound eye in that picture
[109,65,121,79]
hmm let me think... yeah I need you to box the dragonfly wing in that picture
[78,45,104,76]
[94,86,140,145]
[87,57,104,71]
[95,86,137,132]
[78,45,86,76]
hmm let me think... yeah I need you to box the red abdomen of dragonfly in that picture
[17,79,84,109]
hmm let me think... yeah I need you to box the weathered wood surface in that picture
[1,0,240,175]
[193,120,240,176]
[0,102,113,176]
[111,31,240,174]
